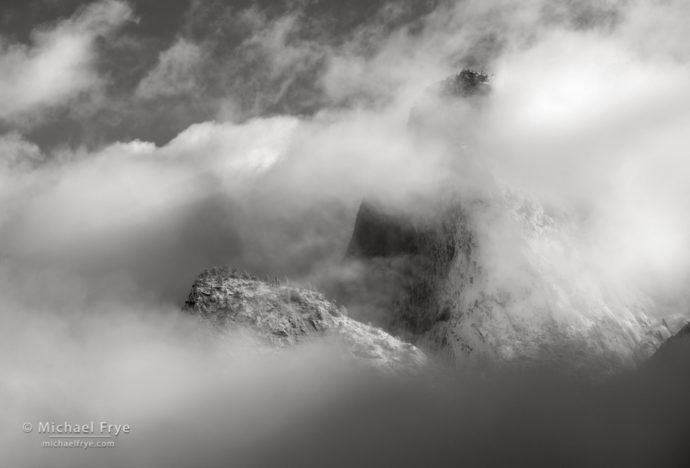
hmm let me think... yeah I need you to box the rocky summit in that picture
[183,267,426,372]
[344,70,671,372]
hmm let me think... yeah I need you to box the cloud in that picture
[2,286,689,468]
[2,0,690,309]
[1,1,690,466]
[0,132,43,171]
[0,0,132,123]
[476,25,690,293]
[0,0,688,312]
[0,115,313,302]
[135,39,204,99]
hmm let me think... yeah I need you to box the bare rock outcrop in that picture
[183,267,426,372]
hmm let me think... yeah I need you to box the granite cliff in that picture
[344,70,670,372]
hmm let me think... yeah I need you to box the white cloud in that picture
[0,0,132,122]
[0,117,299,268]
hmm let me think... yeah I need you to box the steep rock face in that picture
[347,190,669,372]
[644,319,690,384]
[345,70,668,371]
[432,194,670,369]
[345,198,469,335]
[183,267,426,372]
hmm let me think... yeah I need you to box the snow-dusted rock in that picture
[183,267,426,372]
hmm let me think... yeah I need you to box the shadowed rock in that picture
[439,69,490,97]
[651,320,690,368]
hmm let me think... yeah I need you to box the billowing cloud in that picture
[1,0,690,307]
[1,1,690,467]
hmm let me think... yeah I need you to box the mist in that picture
[2,0,690,467]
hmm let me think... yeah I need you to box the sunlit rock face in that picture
[430,193,669,371]
[345,70,669,372]
[183,267,427,372]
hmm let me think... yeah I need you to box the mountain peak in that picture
[440,69,491,97]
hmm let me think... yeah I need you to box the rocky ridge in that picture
[183,267,427,372]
